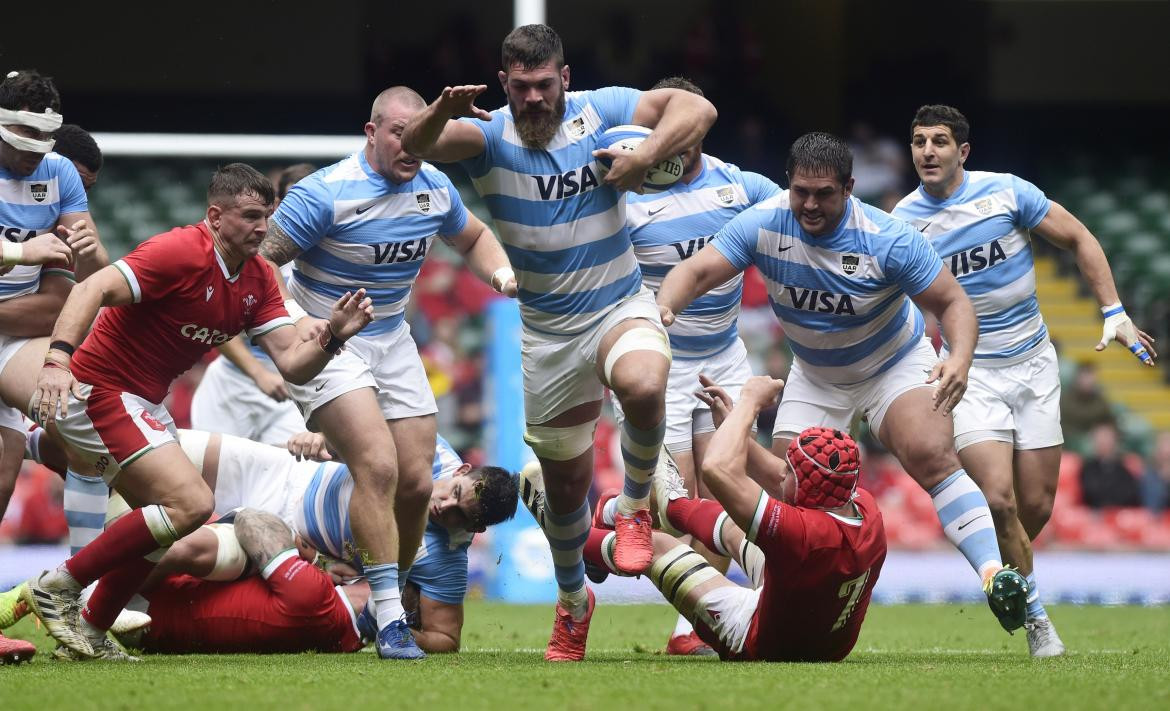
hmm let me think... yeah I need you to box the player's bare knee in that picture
[1018,496,1053,532]
[983,488,1019,525]
[395,471,433,509]
[347,451,399,497]
[904,445,963,490]
[613,377,666,421]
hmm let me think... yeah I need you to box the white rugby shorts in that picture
[196,430,318,532]
[772,338,938,441]
[522,287,664,424]
[0,334,30,431]
[190,357,306,446]
[953,342,1063,451]
[287,321,436,424]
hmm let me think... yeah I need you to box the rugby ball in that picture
[596,125,685,192]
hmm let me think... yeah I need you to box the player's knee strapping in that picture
[929,470,1001,579]
[602,326,672,384]
[524,420,597,462]
[650,544,720,608]
[204,523,249,581]
[738,539,765,590]
[178,428,210,475]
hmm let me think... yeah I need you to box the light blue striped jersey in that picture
[458,87,643,336]
[272,152,468,337]
[713,194,943,385]
[627,155,780,359]
[893,171,1052,366]
[295,435,474,604]
[0,153,87,301]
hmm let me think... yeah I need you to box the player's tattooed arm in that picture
[234,508,296,572]
[258,221,302,267]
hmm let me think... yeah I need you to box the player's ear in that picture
[497,70,508,91]
[561,64,570,90]
[456,463,474,477]
[843,176,855,198]
[206,203,222,228]
[959,142,971,164]
[364,121,377,145]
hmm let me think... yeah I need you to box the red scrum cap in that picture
[786,426,861,509]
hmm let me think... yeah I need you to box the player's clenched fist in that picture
[740,375,785,409]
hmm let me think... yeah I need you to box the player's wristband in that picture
[283,298,308,321]
[1101,302,1125,318]
[490,266,515,294]
[1,241,23,266]
[49,340,75,357]
[317,326,345,355]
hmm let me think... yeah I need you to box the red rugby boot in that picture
[0,633,36,665]
[666,630,717,657]
[592,489,620,530]
[545,588,596,662]
[612,508,654,575]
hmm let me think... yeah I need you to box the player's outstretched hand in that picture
[20,232,72,267]
[593,147,653,193]
[254,369,289,402]
[287,431,332,462]
[695,373,734,428]
[926,357,968,414]
[57,219,100,261]
[437,85,492,121]
[740,375,785,409]
[327,288,374,341]
[1098,313,1157,367]
[33,362,85,427]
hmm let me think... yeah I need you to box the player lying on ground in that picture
[522,376,887,661]
[104,507,368,656]
[12,427,518,654]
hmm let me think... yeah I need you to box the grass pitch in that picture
[3,602,1168,710]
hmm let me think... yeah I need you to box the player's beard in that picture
[513,90,566,149]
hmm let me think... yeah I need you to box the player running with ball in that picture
[402,24,717,660]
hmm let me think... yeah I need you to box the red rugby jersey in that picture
[71,223,289,403]
[737,488,887,662]
[143,556,363,654]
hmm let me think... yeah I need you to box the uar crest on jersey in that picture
[371,237,429,264]
[532,165,600,200]
[782,286,856,315]
[949,239,1007,277]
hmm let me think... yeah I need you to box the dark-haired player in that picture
[893,104,1155,656]
[191,163,319,447]
[14,162,373,660]
[659,131,1031,634]
[403,24,718,661]
[51,124,102,192]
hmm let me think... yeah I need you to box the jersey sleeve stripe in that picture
[747,491,770,543]
[113,260,142,303]
[246,316,294,340]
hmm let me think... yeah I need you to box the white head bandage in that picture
[0,106,63,154]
